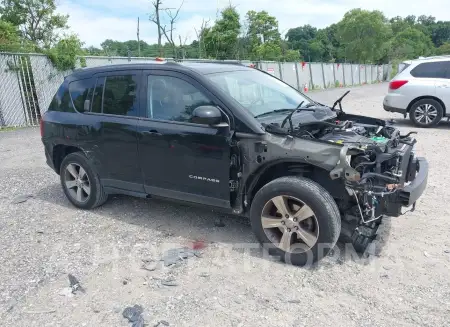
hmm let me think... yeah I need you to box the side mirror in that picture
[192,105,223,126]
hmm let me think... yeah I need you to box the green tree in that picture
[0,0,68,49]
[0,19,20,50]
[337,9,391,63]
[281,49,300,62]
[390,16,414,35]
[390,27,434,59]
[45,34,85,71]
[431,21,450,47]
[245,10,281,60]
[254,42,281,61]
[285,25,317,60]
[85,46,105,56]
[437,42,450,55]
[203,6,240,59]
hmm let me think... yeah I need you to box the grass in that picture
[0,126,21,132]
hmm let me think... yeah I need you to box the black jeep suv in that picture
[41,61,428,265]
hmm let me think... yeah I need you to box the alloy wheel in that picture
[261,195,319,253]
[414,104,438,125]
[64,163,91,203]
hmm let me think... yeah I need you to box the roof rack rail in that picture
[177,59,245,66]
[416,55,450,60]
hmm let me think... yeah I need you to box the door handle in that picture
[143,130,162,136]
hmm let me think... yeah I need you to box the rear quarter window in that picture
[69,78,94,113]
[398,63,410,74]
[48,82,73,112]
[410,62,449,79]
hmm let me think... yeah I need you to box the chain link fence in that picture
[0,52,392,128]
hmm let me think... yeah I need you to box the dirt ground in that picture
[1,83,449,327]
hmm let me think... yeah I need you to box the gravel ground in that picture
[1,83,450,327]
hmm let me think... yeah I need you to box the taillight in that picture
[40,118,44,137]
[389,80,408,90]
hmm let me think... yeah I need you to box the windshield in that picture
[207,70,312,117]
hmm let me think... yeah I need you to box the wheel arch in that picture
[52,144,83,174]
[245,159,346,208]
[407,96,446,115]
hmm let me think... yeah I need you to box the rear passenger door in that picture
[81,70,144,193]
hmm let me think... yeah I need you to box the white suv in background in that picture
[383,56,450,127]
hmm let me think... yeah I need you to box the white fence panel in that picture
[280,62,299,89]
[323,63,335,88]
[259,62,281,79]
[297,63,311,91]
[310,63,324,89]
[334,64,344,86]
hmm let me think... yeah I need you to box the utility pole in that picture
[137,17,141,57]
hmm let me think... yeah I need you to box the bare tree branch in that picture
[194,18,210,58]
[149,0,163,56]
[160,0,184,58]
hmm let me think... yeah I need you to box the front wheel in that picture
[249,176,341,266]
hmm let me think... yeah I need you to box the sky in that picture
[57,0,450,47]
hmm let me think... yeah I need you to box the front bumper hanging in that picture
[399,157,428,207]
[383,156,428,217]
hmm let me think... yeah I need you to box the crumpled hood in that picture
[256,105,337,126]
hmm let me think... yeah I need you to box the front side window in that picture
[147,75,214,122]
[207,69,312,117]
[410,62,450,79]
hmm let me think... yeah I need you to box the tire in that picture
[249,176,341,266]
[60,152,108,209]
[409,98,443,127]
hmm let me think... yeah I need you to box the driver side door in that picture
[137,70,232,208]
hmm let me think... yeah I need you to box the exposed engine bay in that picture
[301,118,417,216]
[256,91,426,252]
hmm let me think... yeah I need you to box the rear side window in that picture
[69,78,94,113]
[89,75,139,116]
[91,77,105,113]
[103,75,139,116]
[410,62,450,79]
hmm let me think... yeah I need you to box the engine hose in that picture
[355,160,376,170]
[359,172,397,184]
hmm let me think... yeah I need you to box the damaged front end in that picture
[320,115,429,252]
[326,116,427,220]
[256,99,428,253]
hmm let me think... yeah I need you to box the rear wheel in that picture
[60,152,108,209]
[409,99,443,127]
[249,176,341,266]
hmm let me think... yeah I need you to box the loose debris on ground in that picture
[68,274,85,294]
[11,194,34,204]
[160,278,178,287]
[123,305,145,327]
[162,247,202,267]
